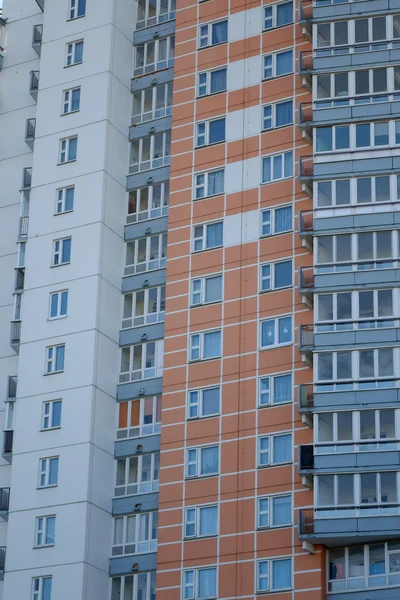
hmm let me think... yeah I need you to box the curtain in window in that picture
[276,50,293,76]
[208,170,224,195]
[210,69,227,93]
[212,21,228,44]
[278,317,292,343]
[206,222,223,247]
[276,101,293,127]
[46,517,56,544]
[272,558,291,590]
[273,496,291,525]
[284,151,293,178]
[200,506,217,535]
[198,568,217,598]
[69,137,77,160]
[277,2,293,26]
[43,578,52,600]
[273,434,291,463]
[202,387,220,415]
[204,331,221,357]
[205,276,222,303]
[262,157,271,183]
[261,321,275,346]
[274,374,292,404]
[275,206,292,232]
[201,447,218,474]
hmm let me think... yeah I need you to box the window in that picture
[32,577,52,600]
[263,49,293,79]
[259,373,292,406]
[258,433,292,466]
[328,542,400,593]
[127,182,169,223]
[197,67,227,97]
[260,260,292,291]
[117,396,161,439]
[315,67,400,104]
[188,387,220,419]
[196,118,226,147]
[62,87,80,114]
[59,136,77,163]
[258,495,292,528]
[257,558,292,592]
[134,36,175,76]
[199,20,228,48]
[263,100,293,130]
[49,291,68,319]
[115,453,160,496]
[42,401,62,431]
[191,274,222,306]
[261,205,292,236]
[39,457,59,488]
[119,341,164,383]
[35,516,56,547]
[193,222,223,252]
[69,0,86,19]
[264,1,293,29]
[112,511,158,556]
[194,169,224,199]
[316,472,398,512]
[124,233,167,276]
[136,0,176,30]
[316,20,348,49]
[52,238,71,266]
[132,83,173,124]
[315,175,400,208]
[129,131,171,173]
[65,40,83,66]
[186,445,219,478]
[111,574,156,600]
[184,567,217,600]
[189,330,221,361]
[122,286,165,329]
[185,505,218,538]
[56,186,74,214]
[45,345,65,374]
[316,289,394,331]
[260,316,292,348]
[316,349,394,384]
[316,120,400,154]
[262,151,293,183]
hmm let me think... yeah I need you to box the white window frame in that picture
[112,511,158,556]
[38,457,59,488]
[187,386,221,419]
[197,67,227,97]
[62,86,81,115]
[189,330,222,361]
[49,290,68,320]
[192,221,223,252]
[262,150,293,184]
[260,315,293,349]
[194,168,225,199]
[65,40,83,66]
[196,117,226,147]
[122,286,166,329]
[314,175,400,208]
[59,136,77,164]
[257,557,293,593]
[190,274,223,306]
[129,131,171,174]
[258,373,292,407]
[184,504,218,538]
[198,19,228,48]
[124,233,167,276]
[186,445,219,478]
[55,186,74,214]
[263,48,293,80]
[261,205,293,237]
[35,515,56,548]
[69,0,86,19]
[127,182,169,224]
[136,0,176,30]
[134,36,175,76]
[262,99,293,130]
[260,259,293,292]
[257,494,293,528]
[131,82,173,124]
[264,1,293,30]
[42,400,62,431]
[52,237,72,267]
[183,566,218,600]
[117,396,161,439]
[32,576,52,600]
[115,453,160,496]
[119,340,164,383]
[258,432,293,467]
[45,344,65,374]
[315,348,396,384]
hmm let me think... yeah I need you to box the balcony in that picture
[32,24,43,55]
[0,546,5,580]
[298,444,314,475]
[14,268,25,293]
[21,168,32,190]
[298,155,313,183]
[6,376,17,400]
[298,384,314,412]
[298,507,400,547]
[299,52,313,89]
[298,325,314,356]
[10,321,21,351]
[18,216,29,241]
[34,0,44,11]
[25,118,36,149]
[298,267,314,306]
[0,489,10,521]
[298,103,313,134]
[29,70,39,100]
[299,0,312,21]
[298,210,313,248]
[2,430,13,461]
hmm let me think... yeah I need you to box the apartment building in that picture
[0,0,398,599]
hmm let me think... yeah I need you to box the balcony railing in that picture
[299,0,312,20]
[14,268,25,293]
[22,168,32,190]
[0,546,6,578]
[25,118,36,142]
[299,211,313,235]
[29,70,39,96]
[7,376,17,400]
[299,267,314,291]
[10,321,21,347]
[299,52,313,73]
[298,509,314,536]
[299,103,313,125]
[298,384,314,410]
[32,24,43,54]
[18,216,29,241]
[2,431,13,456]
[298,325,314,352]
[0,489,10,513]
[299,156,313,180]
[298,445,314,472]
[34,0,44,11]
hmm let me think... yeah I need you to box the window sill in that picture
[64,62,83,68]
[192,245,223,254]
[190,300,222,308]
[258,400,292,409]
[197,89,227,100]
[263,72,294,82]
[185,533,218,541]
[66,15,86,22]
[34,544,55,550]
[40,427,61,433]
[189,356,221,364]
[260,230,293,238]
[198,41,228,51]
[257,523,292,531]
[195,139,225,150]
[54,210,74,216]
[60,109,80,117]
[257,462,292,469]
[43,370,65,376]
[262,122,293,133]
[50,262,71,268]
[263,21,294,33]
[260,285,292,294]
[256,588,293,595]
[47,315,68,322]
[261,175,293,186]
[57,159,77,166]
[193,191,224,202]
[37,485,58,490]
[186,473,219,481]
[260,342,292,351]
[187,413,220,421]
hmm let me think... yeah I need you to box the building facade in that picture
[0,0,398,599]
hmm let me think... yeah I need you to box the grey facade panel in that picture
[313,0,400,22]
[312,100,400,127]
[310,515,400,546]
[327,588,400,600]
[314,268,400,292]
[117,377,163,401]
[314,387,400,411]
[109,552,157,576]
[313,157,397,179]
[314,327,400,350]
[131,67,174,93]
[314,450,400,472]
[124,215,169,241]
[133,20,176,46]
[129,116,172,142]
[126,165,170,191]
[119,322,165,347]
[313,49,400,73]
[115,434,161,459]
[122,269,166,294]
[113,492,159,516]
[314,212,400,234]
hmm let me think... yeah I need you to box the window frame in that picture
[52,237,72,267]
[264,1,294,31]
[258,432,293,467]
[263,48,294,80]
[35,515,56,548]
[55,186,74,215]
[196,117,226,147]
[134,36,175,76]
[45,344,65,375]
[65,39,84,66]
[117,396,162,439]
[198,19,228,49]
[192,221,224,252]
[187,386,221,420]
[112,511,158,556]
[257,557,293,593]
[131,82,173,124]
[32,576,52,600]
[258,372,293,407]
[186,445,220,479]
[184,504,218,539]
[49,290,68,320]
[261,205,293,237]
[58,136,78,164]
[42,400,62,431]
[262,150,293,184]
[189,329,222,362]
[122,286,166,329]
[190,274,223,306]
[257,494,293,529]
[124,232,167,276]
[183,566,218,600]
[69,0,86,19]
[262,98,294,131]
[194,168,225,200]
[115,453,160,496]
[38,456,59,488]
[259,259,293,292]
[260,315,293,349]
[197,67,227,98]
[119,340,164,383]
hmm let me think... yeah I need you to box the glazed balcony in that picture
[32,24,43,56]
